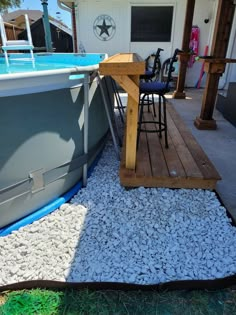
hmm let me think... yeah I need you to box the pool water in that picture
[0,53,106,74]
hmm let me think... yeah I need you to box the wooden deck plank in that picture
[119,100,221,189]
[167,104,221,180]
[164,104,204,179]
[143,111,170,177]
[159,132,187,178]
[150,103,189,178]
[120,169,217,189]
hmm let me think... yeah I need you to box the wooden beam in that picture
[173,52,191,99]
[173,0,195,99]
[181,0,196,51]
[210,0,235,58]
[125,75,140,169]
[99,53,145,75]
[99,53,145,170]
[111,75,139,103]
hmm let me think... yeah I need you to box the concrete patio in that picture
[169,88,236,221]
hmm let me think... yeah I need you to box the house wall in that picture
[228,34,236,84]
[220,9,236,89]
[76,0,129,55]
[75,0,233,87]
[185,0,218,87]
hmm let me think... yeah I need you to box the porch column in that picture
[72,3,78,53]
[194,0,236,130]
[173,0,195,99]
[41,0,53,52]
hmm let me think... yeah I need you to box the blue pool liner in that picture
[0,152,102,237]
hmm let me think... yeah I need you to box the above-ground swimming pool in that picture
[0,53,107,96]
[0,53,111,232]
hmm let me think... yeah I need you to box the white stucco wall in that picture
[219,8,236,89]
[75,0,234,87]
[185,0,218,87]
[76,0,130,55]
[76,0,188,60]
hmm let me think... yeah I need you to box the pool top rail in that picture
[0,53,107,97]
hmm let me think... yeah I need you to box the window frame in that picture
[130,5,174,43]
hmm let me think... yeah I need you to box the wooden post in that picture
[173,52,191,99]
[194,62,225,129]
[99,53,145,169]
[194,0,235,129]
[72,3,78,53]
[173,0,195,99]
[125,75,140,169]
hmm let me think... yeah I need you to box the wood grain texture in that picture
[99,53,145,169]
[120,101,221,189]
[111,75,139,103]
[99,53,145,75]
[125,75,139,169]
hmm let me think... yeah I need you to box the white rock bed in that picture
[1,140,236,287]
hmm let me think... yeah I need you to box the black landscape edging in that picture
[1,275,236,293]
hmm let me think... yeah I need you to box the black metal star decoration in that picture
[97,19,112,36]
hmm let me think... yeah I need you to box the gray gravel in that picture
[0,140,236,286]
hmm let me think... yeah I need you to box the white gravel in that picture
[0,140,236,286]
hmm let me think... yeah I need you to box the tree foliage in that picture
[0,0,21,12]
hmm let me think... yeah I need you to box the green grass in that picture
[1,288,236,315]
[0,289,62,315]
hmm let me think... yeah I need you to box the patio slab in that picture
[169,88,236,220]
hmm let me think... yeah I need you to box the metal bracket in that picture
[29,169,45,193]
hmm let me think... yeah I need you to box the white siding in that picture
[220,9,236,89]
[75,0,235,87]
[77,0,129,55]
[186,0,218,87]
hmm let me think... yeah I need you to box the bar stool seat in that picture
[140,81,170,94]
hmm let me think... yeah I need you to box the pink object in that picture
[196,45,209,88]
[189,26,200,67]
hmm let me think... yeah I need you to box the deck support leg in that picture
[194,61,226,130]
[194,73,220,130]
[173,53,191,99]
[111,75,140,169]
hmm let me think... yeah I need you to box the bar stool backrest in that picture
[164,48,181,91]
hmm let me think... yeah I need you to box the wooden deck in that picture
[120,101,221,189]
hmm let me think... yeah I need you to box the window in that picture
[131,6,173,42]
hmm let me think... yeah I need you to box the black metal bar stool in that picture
[137,48,180,149]
[110,77,126,124]
[139,48,164,116]
[140,48,163,82]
